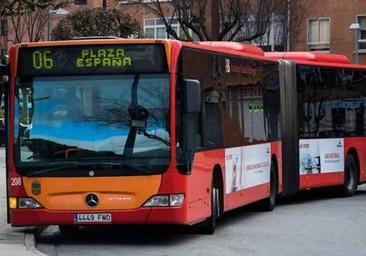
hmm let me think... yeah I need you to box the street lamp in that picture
[48,8,69,41]
[349,22,361,64]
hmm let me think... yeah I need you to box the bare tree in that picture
[24,8,50,42]
[0,0,67,16]
[8,8,51,44]
[3,0,67,44]
[9,16,27,44]
[285,0,311,50]
[126,0,281,42]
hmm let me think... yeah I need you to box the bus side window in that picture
[203,87,223,148]
[298,66,366,139]
[221,56,272,147]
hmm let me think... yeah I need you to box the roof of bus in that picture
[181,41,278,60]
[14,38,166,47]
[13,39,277,62]
[189,41,265,56]
[265,51,366,69]
[17,38,366,69]
[19,39,366,69]
[265,52,350,64]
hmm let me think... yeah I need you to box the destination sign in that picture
[18,44,167,76]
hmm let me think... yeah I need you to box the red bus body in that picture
[4,40,366,231]
[265,51,366,190]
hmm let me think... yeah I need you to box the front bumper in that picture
[10,206,190,227]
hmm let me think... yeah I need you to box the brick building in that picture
[1,0,366,64]
[291,0,366,64]
[112,0,286,50]
[99,0,366,64]
[113,1,218,41]
[0,0,287,55]
[0,0,105,57]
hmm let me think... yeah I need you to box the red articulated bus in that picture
[2,39,366,235]
[265,51,366,193]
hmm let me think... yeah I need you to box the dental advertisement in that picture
[299,139,344,175]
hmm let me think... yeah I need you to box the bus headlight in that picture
[143,194,184,207]
[18,198,43,209]
[169,194,184,207]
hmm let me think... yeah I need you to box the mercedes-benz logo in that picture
[85,193,99,208]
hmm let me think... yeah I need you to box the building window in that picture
[357,16,366,50]
[74,0,87,5]
[144,18,181,39]
[307,18,330,52]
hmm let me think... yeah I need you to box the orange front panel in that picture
[22,175,162,211]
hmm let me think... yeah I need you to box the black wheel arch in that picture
[212,164,224,215]
[271,154,279,192]
[347,148,360,184]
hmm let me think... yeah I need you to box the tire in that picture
[197,179,220,234]
[257,160,277,211]
[343,154,358,197]
[59,225,79,238]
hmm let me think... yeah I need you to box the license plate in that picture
[74,213,112,223]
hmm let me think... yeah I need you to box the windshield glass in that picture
[14,74,170,176]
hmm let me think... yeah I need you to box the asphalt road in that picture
[36,182,366,255]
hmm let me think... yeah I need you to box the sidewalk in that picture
[0,148,45,256]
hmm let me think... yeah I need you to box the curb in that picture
[24,228,48,256]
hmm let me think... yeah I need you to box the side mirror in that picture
[183,79,201,113]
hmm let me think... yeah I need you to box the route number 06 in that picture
[32,50,54,70]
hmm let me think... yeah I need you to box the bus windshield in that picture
[14,74,170,176]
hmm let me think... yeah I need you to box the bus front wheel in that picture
[342,154,358,197]
[257,160,277,211]
[197,179,220,234]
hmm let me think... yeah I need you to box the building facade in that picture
[1,0,366,64]
[114,0,287,50]
[291,0,366,64]
[0,0,105,57]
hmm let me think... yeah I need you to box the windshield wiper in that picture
[140,129,170,146]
